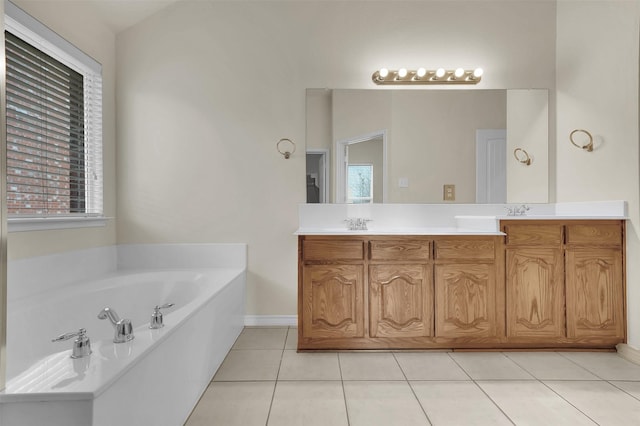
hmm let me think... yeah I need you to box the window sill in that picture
[8,216,112,232]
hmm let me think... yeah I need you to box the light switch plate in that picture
[443,184,455,201]
[399,177,409,188]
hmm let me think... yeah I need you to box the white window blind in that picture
[4,1,103,218]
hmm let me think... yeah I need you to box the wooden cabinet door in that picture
[369,264,432,338]
[302,264,364,339]
[566,248,624,340]
[435,263,496,338]
[506,248,565,339]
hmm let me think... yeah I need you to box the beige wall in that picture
[116,0,556,316]
[8,1,117,260]
[507,89,549,203]
[556,0,640,347]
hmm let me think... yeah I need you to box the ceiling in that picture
[87,0,184,33]
[16,0,183,34]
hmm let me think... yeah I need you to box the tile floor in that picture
[184,327,640,425]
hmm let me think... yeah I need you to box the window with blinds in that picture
[4,9,103,219]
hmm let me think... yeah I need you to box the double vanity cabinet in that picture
[297,220,625,350]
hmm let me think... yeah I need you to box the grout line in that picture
[264,326,287,426]
[538,379,600,425]
[447,352,517,425]
[445,352,475,381]
[557,352,608,381]
[392,353,433,425]
[470,380,517,426]
[608,381,640,402]
[337,353,352,426]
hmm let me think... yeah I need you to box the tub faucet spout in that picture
[98,307,134,343]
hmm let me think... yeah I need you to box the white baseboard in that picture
[244,315,298,327]
[616,343,640,366]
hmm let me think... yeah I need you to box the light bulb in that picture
[379,68,389,78]
[473,68,484,78]
[435,68,446,79]
[398,68,408,78]
[454,68,465,78]
[416,68,427,78]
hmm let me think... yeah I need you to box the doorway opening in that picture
[336,130,387,203]
[306,149,329,203]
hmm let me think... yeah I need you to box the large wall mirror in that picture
[306,88,549,204]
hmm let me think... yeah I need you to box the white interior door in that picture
[476,129,507,203]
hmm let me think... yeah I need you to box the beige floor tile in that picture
[285,327,298,349]
[478,380,596,425]
[267,381,348,426]
[394,352,470,381]
[505,352,599,380]
[449,352,534,380]
[612,381,640,400]
[344,381,429,426]
[545,380,640,426]
[185,381,274,426]
[411,381,512,425]
[213,349,282,381]
[560,352,640,381]
[232,327,288,350]
[278,350,341,381]
[339,352,405,381]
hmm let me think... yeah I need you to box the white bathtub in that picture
[0,244,246,426]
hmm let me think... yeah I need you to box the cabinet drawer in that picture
[434,239,495,260]
[369,240,430,261]
[504,224,563,246]
[566,223,622,246]
[303,240,364,261]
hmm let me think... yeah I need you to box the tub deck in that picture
[0,244,246,426]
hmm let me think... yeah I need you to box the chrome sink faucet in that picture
[98,307,134,343]
[505,204,530,216]
[345,217,371,231]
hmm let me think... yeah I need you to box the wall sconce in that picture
[372,67,483,85]
[569,129,594,152]
[513,148,532,165]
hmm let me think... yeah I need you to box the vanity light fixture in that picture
[372,67,483,85]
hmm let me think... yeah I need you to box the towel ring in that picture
[513,148,531,165]
[277,138,296,159]
[569,129,594,152]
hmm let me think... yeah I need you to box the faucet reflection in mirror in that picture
[373,67,483,85]
[505,204,530,216]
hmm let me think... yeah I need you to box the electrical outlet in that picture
[443,184,455,201]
